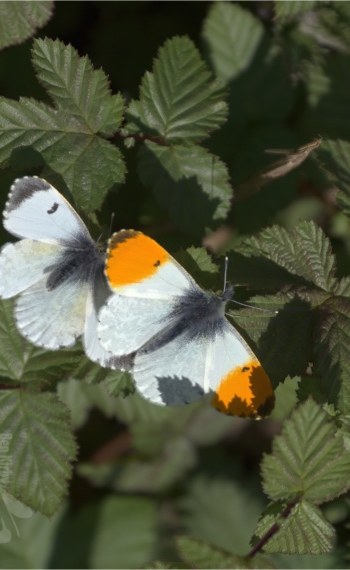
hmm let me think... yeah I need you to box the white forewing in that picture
[4,177,89,243]
[99,293,174,356]
[0,240,62,298]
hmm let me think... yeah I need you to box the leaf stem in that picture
[247,496,302,558]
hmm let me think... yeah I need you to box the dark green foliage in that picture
[0,1,350,568]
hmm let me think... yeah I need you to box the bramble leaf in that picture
[0,390,76,516]
[262,399,350,503]
[0,38,126,211]
[0,1,53,50]
[126,36,227,143]
[254,500,335,555]
[138,142,232,236]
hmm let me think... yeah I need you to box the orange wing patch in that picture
[211,359,275,418]
[106,230,170,288]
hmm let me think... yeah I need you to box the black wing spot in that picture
[242,366,250,372]
[47,202,59,214]
[154,259,161,267]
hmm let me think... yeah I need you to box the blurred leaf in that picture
[179,475,264,556]
[202,3,264,83]
[254,500,335,555]
[138,142,232,236]
[302,52,350,140]
[90,495,158,569]
[235,139,321,198]
[0,391,77,516]
[58,378,123,428]
[262,399,350,504]
[0,505,64,568]
[274,1,318,21]
[0,38,126,211]
[126,36,227,143]
[176,536,271,569]
[316,138,350,218]
[0,1,53,49]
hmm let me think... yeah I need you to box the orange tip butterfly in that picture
[98,230,275,417]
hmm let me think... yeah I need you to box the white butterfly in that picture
[0,176,130,370]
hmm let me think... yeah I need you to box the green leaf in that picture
[270,376,300,421]
[274,1,318,21]
[90,495,158,569]
[0,1,53,50]
[0,505,64,568]
[180,475,264,556]
[138,142,232,235]
[261,399,350,504]
[237,221,337,292]
[173,246,219,290]
[202,3,264,83]
[228,293,314,387]
[254,500,335,555]
[176,536,270,569]
[126,36,228,143]
[0,38,126,211]
[302,53,350,140]
[32,38,125,134]
[0,299,81,384]
[314,296,350,412]
[57,378,129,428]
[0,391,77,516]
[316,139,350,218]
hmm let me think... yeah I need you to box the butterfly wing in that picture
[84,268,133,370]
[99,230,195,355]
[4,176,90,243]
[0,240,62,298]
[133,320,274,418]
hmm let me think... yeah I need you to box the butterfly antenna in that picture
[227,298,278,315]
[109,212,115,239]
[223,256,229,293]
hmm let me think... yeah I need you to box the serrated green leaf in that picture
[126,36,227,143]
[173,246,219,290]
[0,299,81,384]
[229,293,314,386]
[0,1,53,50]
[238,221,337,292]
[274,1,317,21]
[32,38,125,134]
[103,369,134,398]
[180,475,264,556]
[315,296,350,412]
[90,495,158,569]
[262,399,350,504]
[202,3,264,83]
[0,391,77,516]
[176,536,270,569]
[138,142,232,235]
[316,139,350,218]
[0,38,126,211]
[254,500,335,555]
